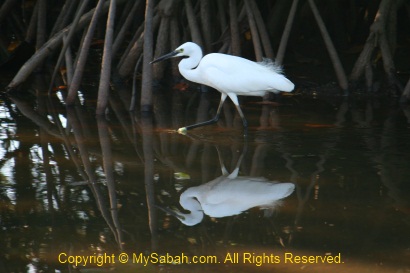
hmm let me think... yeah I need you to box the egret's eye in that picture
[179,48,184,53]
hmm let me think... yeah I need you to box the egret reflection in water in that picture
[166,146,295,226]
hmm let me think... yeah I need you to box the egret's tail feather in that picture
[258,58,284,74]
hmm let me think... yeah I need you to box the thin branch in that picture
[96,0,116,115]
[140,0,155,111]
[66,0,106,105]
[184,0,203,47]
[276,0,298,65]
[229,0,241,56]
[249,0,274,59]
[308,0,348,91]
[48,0,90,93]
[244,0,262,61]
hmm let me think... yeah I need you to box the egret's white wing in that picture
[199,54,294,95]
[197,179,295,217]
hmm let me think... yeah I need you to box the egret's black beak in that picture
[155,204,185,220]
[150,51,178,64]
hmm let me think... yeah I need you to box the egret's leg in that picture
[227,93,248,128]
[178,93,227,133]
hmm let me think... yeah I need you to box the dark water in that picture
[0,80,409,273]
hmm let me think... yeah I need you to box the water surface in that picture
[0,82,409,273]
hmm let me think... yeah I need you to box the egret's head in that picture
[155,204,204,226]
[150,42,202,64]
[174,42,201,57]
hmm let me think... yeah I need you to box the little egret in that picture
[160,145,295,226]
[151,42,294,134]
[173,176,295,226]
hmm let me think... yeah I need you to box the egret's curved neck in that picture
[180,190,202,211]
[178,50,203,84]
[178,190,204,226]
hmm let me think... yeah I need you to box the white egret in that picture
[173,176,295,226]
[151,42,294,134]
[162,146,295,226]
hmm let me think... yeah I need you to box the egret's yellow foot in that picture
[177,127,187,134]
